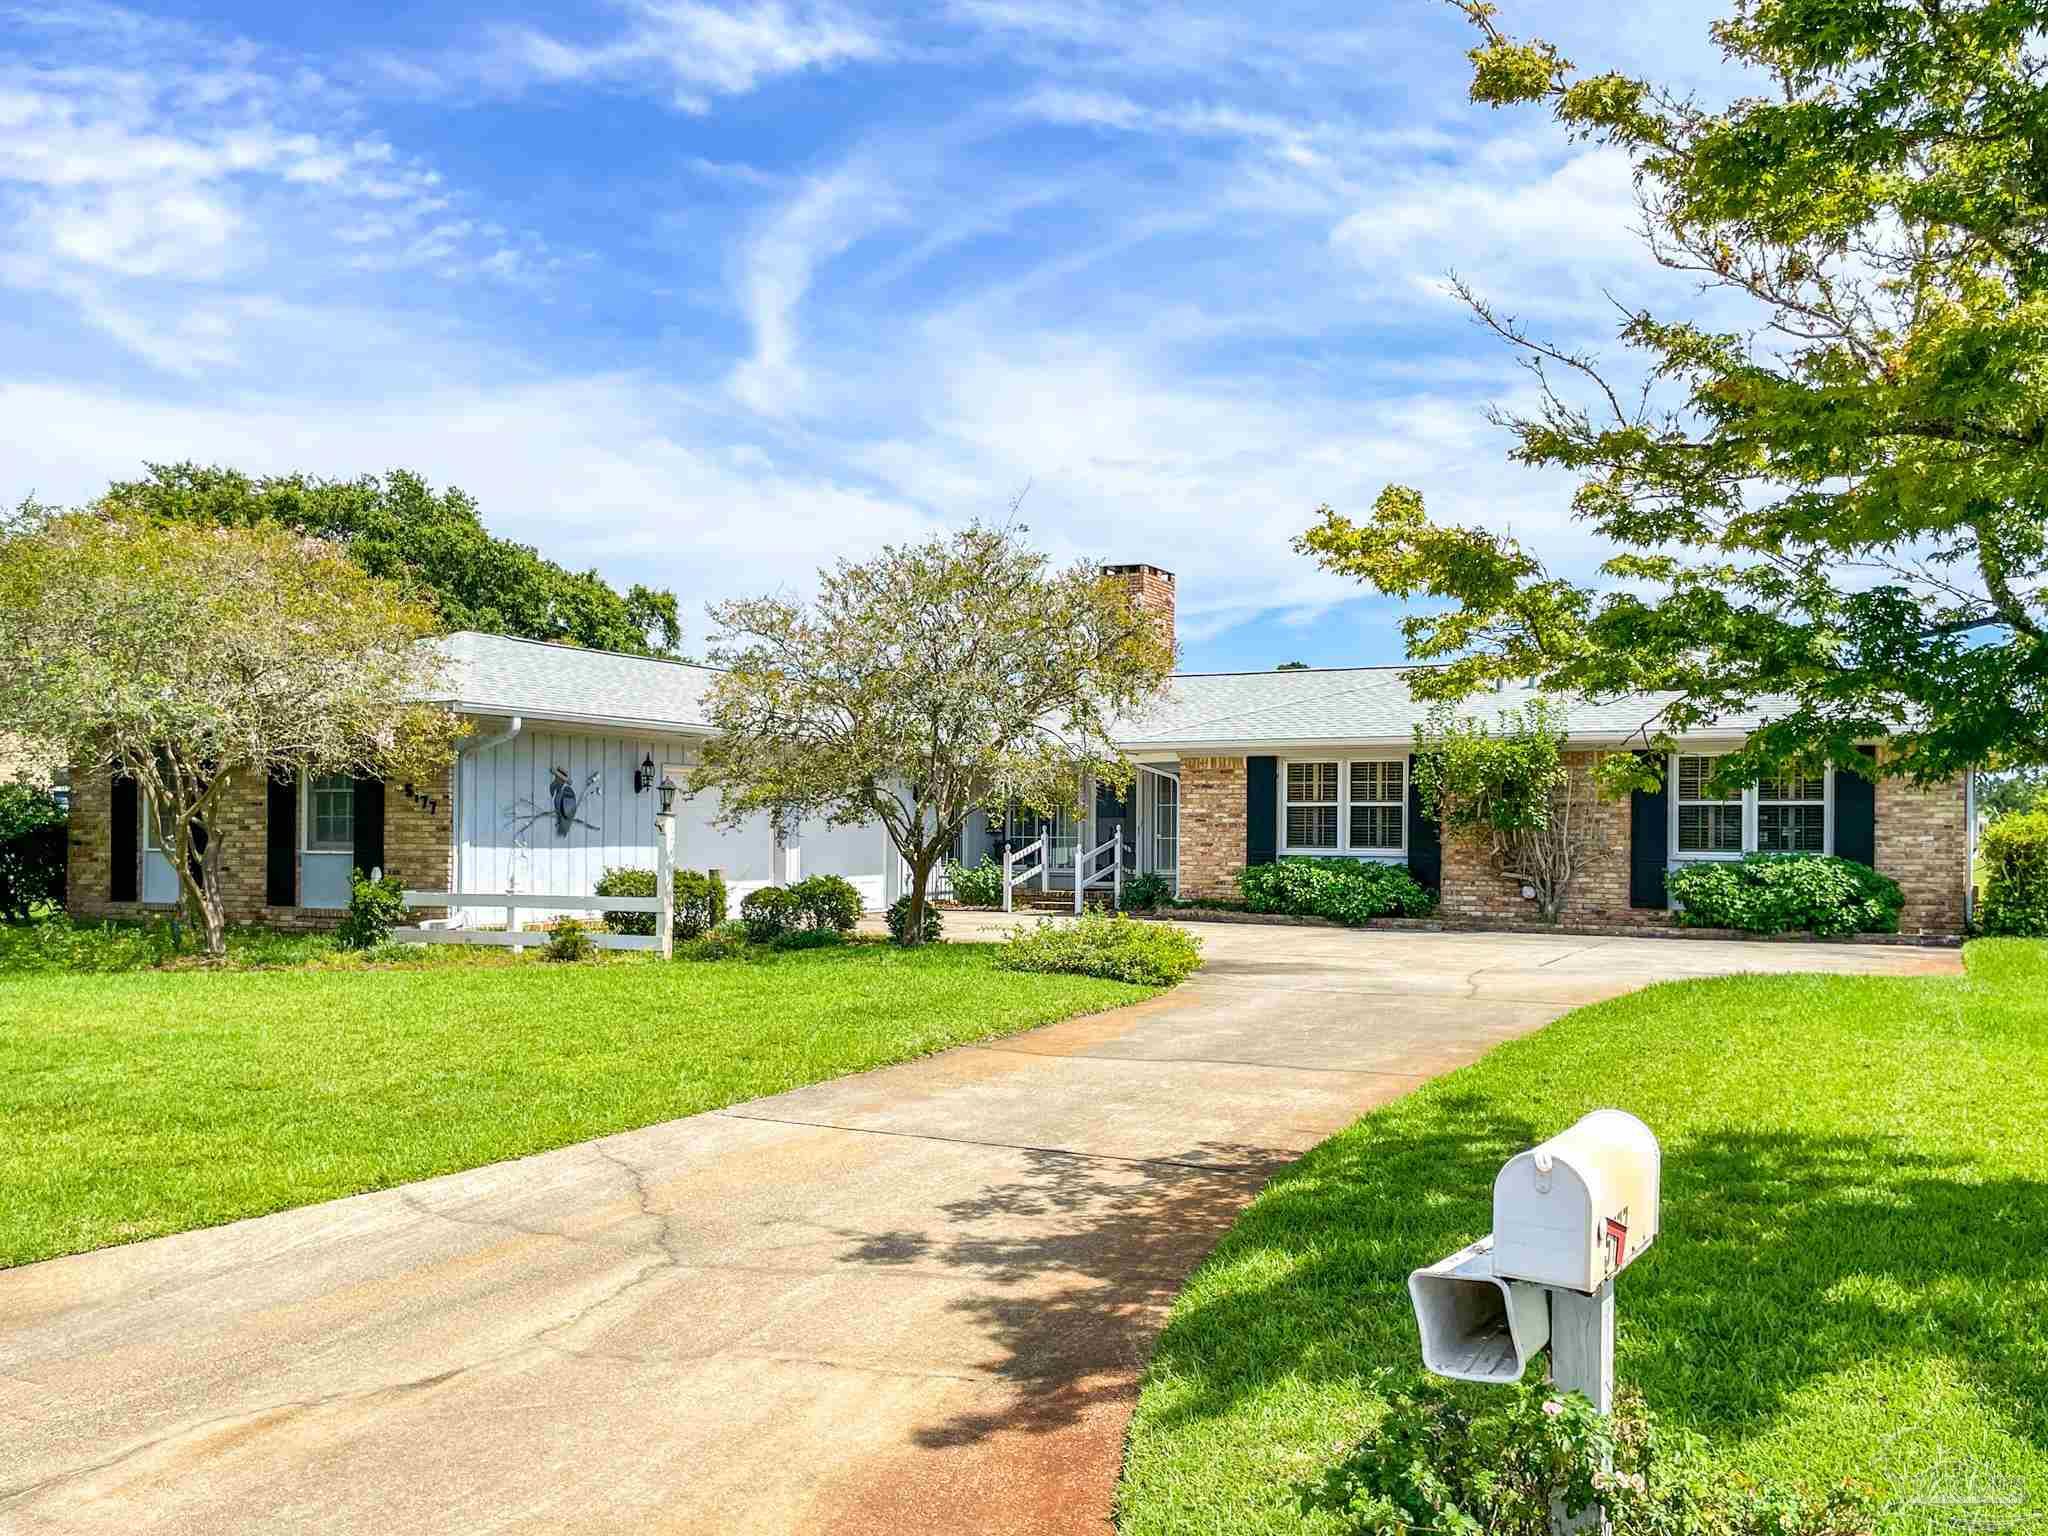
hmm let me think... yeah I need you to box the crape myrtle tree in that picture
[1301,0,2048,798]
[0,503,460,957]
[691,523,1177,945]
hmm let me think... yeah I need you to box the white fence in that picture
[397,889,662,952]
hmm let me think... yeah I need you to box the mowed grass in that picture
[1119,940,2048,1534]
[0,942,1153,1268]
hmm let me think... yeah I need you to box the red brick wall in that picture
[1107,563,1176,660]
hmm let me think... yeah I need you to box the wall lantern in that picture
[634,753,657,795]
[657,774,679,817]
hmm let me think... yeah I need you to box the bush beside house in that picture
[1978,811,2048,937]
[0,784,66,921]
[998,911,1203,986]
[1239,858,1438,924]
[1664,854,1903,937]
[595,865,729,938]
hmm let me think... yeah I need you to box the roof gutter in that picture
[467,714,524,755]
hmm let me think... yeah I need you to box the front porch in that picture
[945,763,1181,901]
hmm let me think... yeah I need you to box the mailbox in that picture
[1407,1235,1550,1385]
[1491,1109,1660,1294]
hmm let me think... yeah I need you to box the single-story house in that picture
[64,563,1974,938]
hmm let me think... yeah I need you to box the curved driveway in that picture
[0,922,1955,1535]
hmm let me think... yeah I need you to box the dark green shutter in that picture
[352,775,386,876]
[1246,756,1277,867]
[1835,745,1878,867]
[110,774,139,902]
[1629,751,1669,909]
[1406,753,1441,891]
[266,773,297,906]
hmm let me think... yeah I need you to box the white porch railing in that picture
[397,889,662,952]
[1075,826,1128,914]
[1001,834,1047,913]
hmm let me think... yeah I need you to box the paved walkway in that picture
[0,924,1956,1535]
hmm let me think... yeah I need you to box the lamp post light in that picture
[654,774,679,960]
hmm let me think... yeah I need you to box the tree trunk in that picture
[903,847,938,947]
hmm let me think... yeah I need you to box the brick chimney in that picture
[1105,563,1176,662]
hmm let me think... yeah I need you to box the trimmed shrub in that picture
[1302,1377,1879,1536]
[1122,871,1173,912]
[0,783,67,921]
[1664,853,1902,937]
[789,874,863,932]
[595,865,728,938]
[544,918,595,962]
[772,926,845,951]
[885,893,943,945]
[740,885,801,943]
[997,911,1203,986]
[1979,810,2048,937]
[945,856,1006,908]
[336,868,407,950]
[1238,858,1438,924]
[676,923,749,962]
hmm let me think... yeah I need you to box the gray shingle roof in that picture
[1112,667,1787,751]
[435,632,719,732]
[431,632,1785,750]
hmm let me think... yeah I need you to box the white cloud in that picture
[727,165,900,416]
[483,1,886,112]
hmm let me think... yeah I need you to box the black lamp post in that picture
[634,752,656,794]
[657,774,679,817]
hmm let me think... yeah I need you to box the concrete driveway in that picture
[0,923,1956,1536]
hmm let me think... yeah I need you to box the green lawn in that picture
[0,940,1152,1268]
[1119,940,2048,1533]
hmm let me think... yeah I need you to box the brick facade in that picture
[66,759,455,930]
[1177,755,1247,900]
[1436,752,1663,928]
[1876,771,1970,938]
[1171,747,1970,937]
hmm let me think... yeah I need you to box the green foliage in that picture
[674,924,750,962]
[1413,700,1566,837]
[1979,767,2048,823]
[593,865,729,939]
[1302,1377,1879,1536]
[0,505,457,956]
[1122,871,1173,912]
[885,892,943,946]
[1238,858,1438,924]
[788,874,862,933]
[1664,855,1904,937]
[692,523,1175,950]
[100,464,682,657]
[544,918,596,963]
[771,926,845,952]
[336,868,408,950]
[996,911,1203,986]
[0,783,66,921]
[1979,811,2048,938]
[1297,1,2048,787]
[946,855,1007,908]
[740,885,801,943]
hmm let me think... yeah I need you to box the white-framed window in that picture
[1349,759,1405,852]
[1757,771,1828,853]
[1150,772,1179,878]
[1282,757,1407,857]
[1284,761,1340,850]
[305,773,355,853]
[1669,754,1831,860]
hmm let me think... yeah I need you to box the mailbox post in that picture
[1407,1110,1659,1535]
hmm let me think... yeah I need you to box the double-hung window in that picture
[1756,772,1827,853]
[1284,762,1339,850]
[1670,754,1831,859]
[1348,759,1405,851]
[1282,758,1407,856]
[1674,755,1743,855]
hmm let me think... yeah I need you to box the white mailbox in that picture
[1407,1235,1550,1385]
[1491,1109,1660,1294]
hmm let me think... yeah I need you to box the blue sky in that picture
[1,0,1737,669]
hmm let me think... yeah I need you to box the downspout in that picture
[457,716,522,907]
[1965,770,1977,930]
